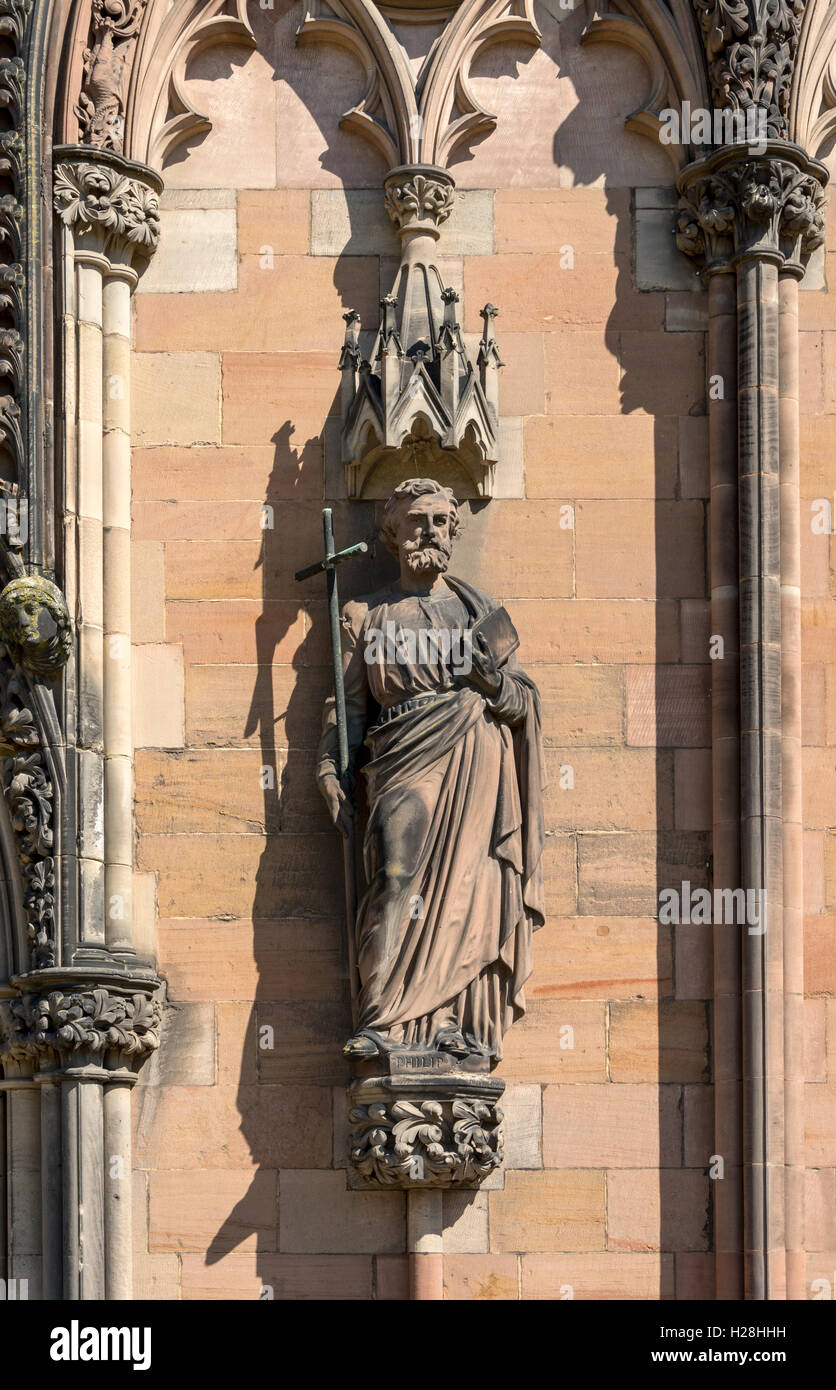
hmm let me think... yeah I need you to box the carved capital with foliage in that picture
[383,167,455,237]
[0,984,162,1071]
[54,154,162,265]
[676,143,826,273]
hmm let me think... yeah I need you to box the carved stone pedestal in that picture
[348,1050,504,1189]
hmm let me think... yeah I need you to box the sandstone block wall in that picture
[127,4,836,1299]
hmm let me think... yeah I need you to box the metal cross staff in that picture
[295,509,368,1028]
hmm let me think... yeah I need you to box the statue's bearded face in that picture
[394,495,455,575]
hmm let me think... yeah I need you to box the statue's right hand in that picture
[319,774,355,840]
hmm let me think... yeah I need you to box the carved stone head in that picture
[0,575,72,679]
[381,476,461,575]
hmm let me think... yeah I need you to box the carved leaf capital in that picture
[0,986,163,1067]
[54,159,161,260]
[676,148,826,269]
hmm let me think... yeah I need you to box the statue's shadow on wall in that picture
[205,0,712,1296]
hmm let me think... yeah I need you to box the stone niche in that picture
[339,165,503,501]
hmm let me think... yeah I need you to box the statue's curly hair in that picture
[380,477,461,557]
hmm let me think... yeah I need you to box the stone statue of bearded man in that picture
[317,478,545,1064]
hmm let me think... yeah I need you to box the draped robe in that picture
[317,575,545,1059]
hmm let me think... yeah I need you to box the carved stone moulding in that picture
[341,164,502,499]
[676,139,828,276]
[0,971,163,1078]
[347,1052,505,1189]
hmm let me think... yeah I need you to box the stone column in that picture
[407,1189,443,1301]
[102,268,135,956]
[53,148,161,958]
[2,1068,41,1297]
[777,267,805,1301]
[678,143,826,1299]
[31,147,165,1301]
[707,268,743,1299]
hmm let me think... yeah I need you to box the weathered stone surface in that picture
[464,252,619,333]
[494,188,627,257]
[442,1191,489,1253]
[490,1170,605,1252]
[443,1253,518,1300]
[138,832,345,919]
[238,190,311,257]
[136,1083,332,1170]
[578,831,710,917]
[156,918,345,1003]
[278,1171,404,1254]
[543,1084,681,1167]
[135,748,322,835]
[501,1000,606,1084]
[132,443,322,502]
[805,915,836,994]
[805,1168,836,1251]
[149,1169,277,1254]
[636,206,700,291]
[576,501,705,600]
[626,666,711,747]
[608,1001,709,1083]
[805,1083,836,1166]
[532,916,671,1000]
[536,666,623,747]
[132,644,185,749]
[607,1170,709,1251]
[137,1002,216,1088]
[544,330,620,414]
[521,1251,675,1299]
[133,353,221,447]
[544,747,666,831]
[501,1085,543,1169]
[513,599,680,664]
[184,664,326,750]
[131,542,165,643]
[525,414,673,499]
[137,209,237,295]
[375,1255,409,1300]
[311,188,493,256]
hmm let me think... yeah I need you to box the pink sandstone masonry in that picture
[119,5,836,1301]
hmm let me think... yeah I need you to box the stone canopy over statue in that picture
[316,478,546,1088]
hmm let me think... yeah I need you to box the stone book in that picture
[470,604,520,668]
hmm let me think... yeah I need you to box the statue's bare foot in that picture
[342,1033,380,1059]
[435,1027,469,1057]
